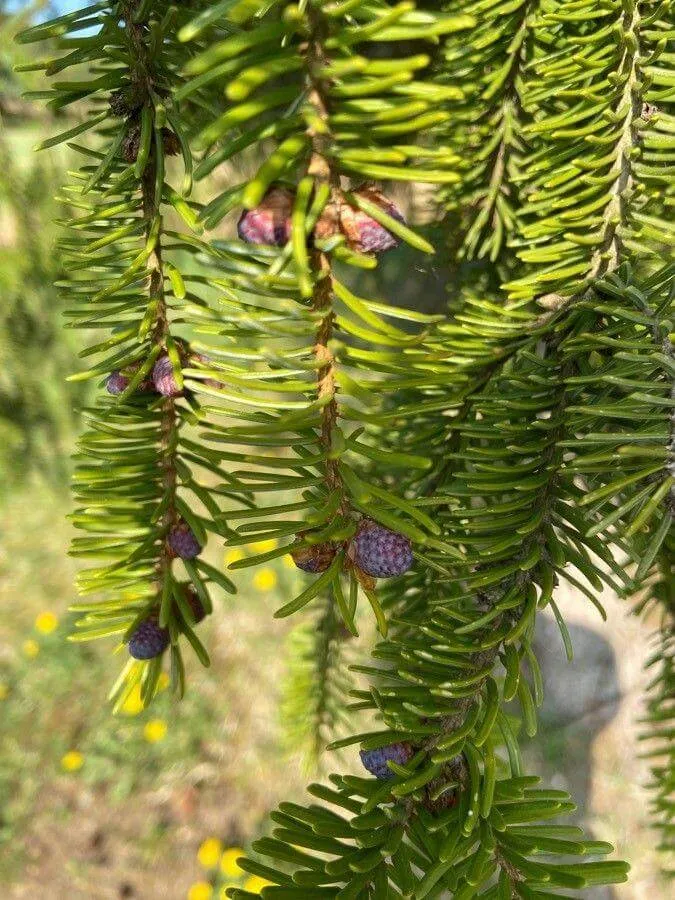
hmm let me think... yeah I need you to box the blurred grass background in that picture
[0,3,669,898]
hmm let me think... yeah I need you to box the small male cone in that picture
[106,363,154,396]
[153,354,182,398]
[291,541,337,573]
[109,85,143,118]
[122,125,180,163]
[167,521,201,560]
[106,371,129,395]
[128,616,169,660]
[340,186,405,255]
[352,519,413,578]
[183,585,207,624]
[237,186,294,247]
[360,742,413,780]
[423,761,462,813]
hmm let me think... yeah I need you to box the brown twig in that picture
[122,0,178,593]
[304,9,344,502]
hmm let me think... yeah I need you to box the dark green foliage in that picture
[24,0,673,895]
[235,775,627,898]
[503,0,673,302]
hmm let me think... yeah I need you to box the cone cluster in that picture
[238,185,405,254]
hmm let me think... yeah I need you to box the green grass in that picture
[0,477,324,896]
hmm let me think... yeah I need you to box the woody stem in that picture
[123,0,178,592]
[305,9,342,497]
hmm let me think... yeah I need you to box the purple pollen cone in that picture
[106,363,154,396]
[128,617,169,660]
[341,187,405,255]
[106,371,129,395]
[360,742,413,780]
[352,520,413,578]
[167,522,201,560]
[152,354,182,397]
[237,187,294,247]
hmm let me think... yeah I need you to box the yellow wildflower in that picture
[197,837,223,869]
[187,883,213,900]
[250,538,277,554]
[253,568,277,592]
[0,682,8,701]
[143,718,167,743]
[158,671,170,691]
[220,848,244,879]
[35,611,59,635]
[244,875,272,894]
[22,639,40,659]
[61,750,84,772]
[224,548,245,567]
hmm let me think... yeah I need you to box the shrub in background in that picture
[0,8,83,486]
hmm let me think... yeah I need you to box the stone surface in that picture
[523,607,623,900]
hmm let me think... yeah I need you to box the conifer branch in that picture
[23,0,237,707]
[505,0,666,301]
[123,0,178,608]
[442,0,539,264]
[23,0,674,893]
[180,0,473,637]
[305,7,342,499]
[282,594,354,762]
[590,0,644,277]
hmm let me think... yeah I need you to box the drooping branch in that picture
[24,0,667,894]
[507,0,653,301]
[122,0,180,606]
[24,0,236,705]
[443,0,539,264]
[590,0,644,276]
[305,10,345,502]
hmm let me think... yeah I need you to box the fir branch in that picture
[589,0,645,277]
[305,5,344,501]
[182,0,475,635]
[123,0,178,624]
[441,0,540,265]
[505,0,670,301]
[282,594,355,763]
[25,0,674,890]
[560,262,674,566]
[26,0,238,707]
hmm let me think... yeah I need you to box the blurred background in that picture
[0,2,669,898]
